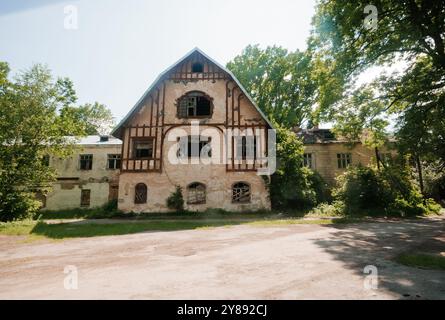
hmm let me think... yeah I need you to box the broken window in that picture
[187,182,206,204]
[80,189,91,207]
[107,154,121,169]
[177,92,212,118]
[337,153,352,169]
[133,139,154,159]
[79,154,93,170]
[134,183,147,204]
[236,136,257,160]
[178,136,211,159]
[232,182,251,203]
[192,62,203,73]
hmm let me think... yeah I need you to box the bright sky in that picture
[0,0,317,123]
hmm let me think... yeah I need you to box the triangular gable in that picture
[111,48,274,137]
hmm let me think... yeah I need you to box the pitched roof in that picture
[111,47,273,137]
[74,135,122,145]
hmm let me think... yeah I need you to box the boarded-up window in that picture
[79,154,93,170]
[134,183,147,204]
[232,182,251,203]
[187,182,206,204]
[109,185,119,201]
[80,189,91,207]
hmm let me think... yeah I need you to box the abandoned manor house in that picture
[43,49,394,212]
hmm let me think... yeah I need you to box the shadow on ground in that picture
[314,219,445,299]
[30,219,247,239]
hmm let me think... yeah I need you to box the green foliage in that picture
[60,102,115,135]
[166,185,185,212]
[333,164,441,216]
[269,124,324,209]
[0,63,84,222]
[226,45,318,128]
[312,0,445,168]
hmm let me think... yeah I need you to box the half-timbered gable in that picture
[112,48,272,212]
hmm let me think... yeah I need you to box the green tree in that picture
[268,123,320,209]
[311,0,445,189]
[227,45,318,128]
[60,102,115,135]
[0,63,83,221]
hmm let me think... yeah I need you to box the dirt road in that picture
[0,218,444,299]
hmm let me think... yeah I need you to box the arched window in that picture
[192,62,203,73]
[187,182,206,204]
[232,182,251,203]
[134,183,147,204]
[177,91,213,118]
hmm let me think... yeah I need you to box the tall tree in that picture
[0,63,83,221]
[227,45,318,128]
[60,102,115,136]
[312,0,445,168]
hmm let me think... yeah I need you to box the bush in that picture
[333,164,441,216]
[0,190,41,222]
[269,125,325,209]
[166,185,184,212]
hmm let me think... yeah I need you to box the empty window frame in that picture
[192,62,204,73]
[177,91,212,118]
[134,183,147,204]
[232,182,251,203]
[303,153,313,168]
[187,182,206,204]
[178,136,211,159]
[337,153,352,169]
[236,136,257,160]
[80,189,91,207]
[79,154,93,170]
[133,138,154,159]
[107,154,121,169]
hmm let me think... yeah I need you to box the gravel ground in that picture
[0,217,444,300]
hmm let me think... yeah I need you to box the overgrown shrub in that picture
[333,164,441,216]
[0,190,41,222]
[269,124,324,209]
[166,185,184,212]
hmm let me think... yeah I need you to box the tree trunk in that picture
[375,147,381,170]
[416,155,425,197]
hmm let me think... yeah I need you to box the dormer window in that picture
[192,62,203,73]
[177,91,213,118]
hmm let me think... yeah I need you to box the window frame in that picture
[236,136,257,160]
[187,182,206,205]
[303,153,314,169]
[79,154,93,171]
[232,182,251,204]
[337,153,352,169]
[177,135,212,159]
[134,183,148,204]
[107,154,122,170]
[132,138,155,160]
[176,91,214,119]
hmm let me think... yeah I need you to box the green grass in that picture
[395,253,445,270]
[0,216,361,240]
